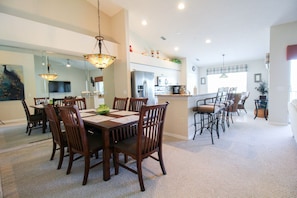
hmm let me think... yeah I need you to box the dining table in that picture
[80,109,140,181]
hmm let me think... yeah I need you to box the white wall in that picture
[198,59,268,111]
[269,21,297,125]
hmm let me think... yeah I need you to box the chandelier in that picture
[39,56,58,80]
[84,0,116,69]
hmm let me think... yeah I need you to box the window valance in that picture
[206,64,248,75]
[287,45,297,60]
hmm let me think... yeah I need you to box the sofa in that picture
[288,99,297,143]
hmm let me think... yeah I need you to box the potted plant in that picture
[255,81,268,99]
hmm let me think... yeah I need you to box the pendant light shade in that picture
[39,56,58,81]
[84,0,116,69]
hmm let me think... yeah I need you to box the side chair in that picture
[113,102,169,191]
[21,99,43,136]
[237,91,250,114]
[44,104,68,170]
[59,105,103,185]
[113,97,129,110]
[128,97,148,112]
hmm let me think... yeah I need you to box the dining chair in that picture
[33,97,49,115]
[74,98,87,110]
[21,99,43,136]
[52,98,65,107]
[112,97,129,110]
[44,104,68,169]
[112,102,169,191]
[128,97,148,112]
[59,105,103,185]
[237,91,250,114]
[34,97,49,105]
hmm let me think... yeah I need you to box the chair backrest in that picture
[21,99,31,120]
[113,97,129,110]
[128,97,148,112]
[63,98,87,110]
[59,105,88,155]
[214,87,229,105]
[239,91,250,104]
[34,97,49,105]
[44,104,64,146]
[53,98,65,107]
[74,98,87,110]
[137,102,169,156]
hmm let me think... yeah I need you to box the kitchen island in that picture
[157,93,216,140]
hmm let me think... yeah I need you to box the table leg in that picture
[102,128,111,181]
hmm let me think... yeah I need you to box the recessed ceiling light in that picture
[205,39,212,44]
[178,2,185,10]
[141,20,147,26]
[174,47,179,51]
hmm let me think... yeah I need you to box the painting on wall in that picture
[0,64,24,101]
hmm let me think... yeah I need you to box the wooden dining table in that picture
[80,109,139,181]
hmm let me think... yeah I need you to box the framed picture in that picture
[254,73,261,82]
[201,77,206,85]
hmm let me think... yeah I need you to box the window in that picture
[207,72,247,93]
[290,60,297,102]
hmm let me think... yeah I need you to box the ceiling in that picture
[87,0,297,67]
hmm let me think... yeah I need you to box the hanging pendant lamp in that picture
[39,56,58,80]
[220,54,228,78]
[83,0,116,69]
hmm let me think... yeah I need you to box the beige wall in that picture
[0,51,36,122]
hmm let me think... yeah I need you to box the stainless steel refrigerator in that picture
[131,71,155,105]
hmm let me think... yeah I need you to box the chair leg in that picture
[158,150,166,175]
[66,151,74,175]
[50,141,57,160]
[57,146,64,170]
[136,159,145,191]
[82,156,90,185]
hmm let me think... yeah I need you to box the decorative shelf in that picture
[130,53,181,71]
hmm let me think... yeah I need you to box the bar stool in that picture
[192,87,227,144]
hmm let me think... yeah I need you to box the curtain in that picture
[287,45,297,60]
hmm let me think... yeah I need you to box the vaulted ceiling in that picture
[87,0,297,67]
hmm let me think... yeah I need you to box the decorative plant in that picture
[255,81,268,95]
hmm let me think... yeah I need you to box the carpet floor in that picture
[1,113,297,198]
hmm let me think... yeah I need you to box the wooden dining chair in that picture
[128,97,148,112]
[112,97,129,110]
[52,98,65,107]
[44,104,68,169]
[34,97,49,105]
[63,98,87,110]
[59,105,103,185]
[21,99,43,136]
[237,91,250,114]
[112,102,169,191]
[33,97,49,115]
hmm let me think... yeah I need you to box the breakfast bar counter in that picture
[157,93,216,140]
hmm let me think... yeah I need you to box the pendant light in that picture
[83,0,116,69]
[66,59,71,67]
[39,56,58,80]
[220,54,228,78]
